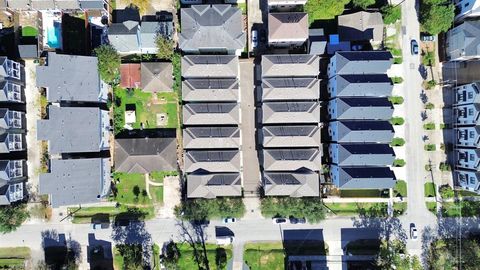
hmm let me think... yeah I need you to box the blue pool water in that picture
[47,22,61,48]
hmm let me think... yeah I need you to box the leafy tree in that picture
[439,184,454,199]
[305,0,350,22]
[352,0,375,10]
[377,240,422,270]
[0,204,29,233]
[94,44,121,85]
[420,1,454,35]
[163,241,180,268]
[260,197,326,223]
[155,36,174,61]
[117,244,143,270]
[428,238,480,270]
[381,5,401,24]
[175,198,246,221]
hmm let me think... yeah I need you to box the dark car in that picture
[191,220,210,226]
[273,218,287,224]
[411,39,419,55]
[289,217,306,224]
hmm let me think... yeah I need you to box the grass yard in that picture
[393,202,407,216]
[424,182,436,197]
[441,201,480,217]
[68,205,154,223]
[113,247,124,270]
[21,26,38,37]
[426,202,437,214]
[0,247,30,267]
[393,180,407,197]
[114,172,152,206]
[150,171,178,183]
[177,243,232,270]
[153,244,160,270]
[340,189,388,198]
[324,202,388,216]
[244,242,285,270]
[237,2,247,14]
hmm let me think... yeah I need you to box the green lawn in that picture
[324,203,388,216]
[153,244,160,270]
[441,201,480,217]
[114,172,152,206]
[68,205,154,223]
[424,182,436,197]
[0,247,30,268]
[426,202,437,214]
[340,189,388,198]
[113,247,124,270]
[237,2,247,14]
[393,202,407,216]
[393,180,407,197]
[177,243,232,270]
[244,242,285,270]
[21,26,38,37]
[150,171,178,183]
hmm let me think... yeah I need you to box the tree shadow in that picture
[41,230,81,269]
[111,219,152,268]
[176,220,211,270]
[351,209,407,244]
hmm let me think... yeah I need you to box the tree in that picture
[94,44,121,85]
[163,241,180,269]
[305,0,350,22]
[117,244,143,270]
[155,36,174,61]
[351,0,375,10]
[420,1,454,35]
[260,197,326,223]
[428,238,480,270]
[175,198,246,221]
[439,184,454,199]
[381,5,401,24]
[0,204,29,233]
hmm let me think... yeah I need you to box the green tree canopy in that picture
[305,0,350,22]
[117,244,143,270]
[381,5,402,24]
[428,238,480,270]
[260,197,326,223]
[420,1,454,35]
[155,36,174,61]
[94,44,121,85]
[351,0,375,10]
[0,204,29,233]
[175,198,246,221]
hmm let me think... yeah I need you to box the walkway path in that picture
[144,173,164,200]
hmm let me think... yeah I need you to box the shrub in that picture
[390,117,405,125]
[393,57,403,64]
[440,123,447,129]
[305,0,350,22]
[94,44,120,84]
[391,137,406,147]
[423,122,435,130]
[381,5,402,24]
[439,162,451,171]
[425,102,435,109]
[425,164,432,171]
[425,79,437,89]
[393,159,406,167]
[439,185,454,199]
[391,76,404,84]
[351,0,375,9]
[424,144,436,151]
[422,51,436,66]
[440,143,445,151]
[155,36,174,60]
[388,96,404,105]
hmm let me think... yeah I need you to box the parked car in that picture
[272,218,287,224]
[290,217,306,224]
[216,236,234,245]
[251,30,258,49]
[91,222,109,230]
[411,39,419,55]
[410,223,418,240]
[222,217,236,224]
[421,35,435,42]
[191,219,210,226]
[351,44,363,51]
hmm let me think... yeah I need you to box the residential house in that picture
[446,20,480,61]
[261,77,319,101]
[0,132,24,153]
[267,0,307,10]
[328,143,395,166]
[183,79,239,102]
[0,160,25,181]
[141,62,173,93]
[454,103,480,125]
[179,5,246,55]
[330,165,396,189]
[268,12,308,47]
[39,158,111,207]
[456,126,480,147]
[114,133,177,173]
[182,55,239,79]
[0,57,21,81]
[327,74,393,98]
[140,21,162,54]
[37,106,110,154]
[185,150,241,173]
[5,0,31,9]
[55,0,81,9]
[31,0,55,10]
[78,0,109,11]
[36,52,108,103]
[263,172,319,197]
[262,54,319,77]
[0,160,26,205]
[308,28,327,55]
[338,12,383,44]
[262,125,321,148]
[456,148,480,169]
[0,109,24,130]
[18,44,39,60]
[108,20,141,54]
[263,148,321,172]
[183,103,239,126]
[327,51,392,78]
[183,127,240,149]
[262,101,320,124]
[454,0,480,22]
[187,173,242,198]
[180,0,202,5]
[456,169,480,193]
[328,121,394,143]
[327,97,394,120]
[454,82,480,105]
[5,0,108,12]
[120,63,141,89]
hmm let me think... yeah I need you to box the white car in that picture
[222,217,236,224]
[251,30,258,49]
[410,225,418,240]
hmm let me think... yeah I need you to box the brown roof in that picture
[268,12,308,42]
[120,63,141,89]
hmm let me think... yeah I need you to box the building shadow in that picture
[87,233,113,270]
[282,229,327,269]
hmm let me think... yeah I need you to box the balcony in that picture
[8,183,23,202]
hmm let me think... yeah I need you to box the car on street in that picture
[222,217,236,224]
[411,39,419,55]
[351,44,363,51]
[216,236,234,245]
[410,223,418,240]
[272,218,287,224]
[91,222,109,230]
[251,30,258,49]
[421,34,435,42]
[289,217,306,224]
[191,219,210,226]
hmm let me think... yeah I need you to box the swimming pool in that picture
[46,21,61,49]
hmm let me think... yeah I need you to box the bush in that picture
[420,1,454,35]
[388,96,404,105]
[439,185,454,199]
[260,197,326,223]
[393,159,406,167]
[393,57,403,64]
[0,204,29,233]
[422,51,436,66]
[381,5,402,24]
[94,44,120,84]
[423,122,435,130]
[391,76,404,84]
[172,53,181,97]
[440,123,447,129]
[439,162,451,171]
[425,164,432,171]
[425,79,437,89]
[390,117,405,125]
[155,36,174,60]
[440,143,445,151]
[424,144,436,151]
[425,102,435,109]
[174,198,246,221]
[391,137,406,147]
[351,0,375,9]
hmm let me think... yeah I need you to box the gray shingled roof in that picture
[263,148,321,172]
[179,5,245,53]
[262,125,321,148]
[18,44,38,59]
[338,12,383,42]
[37,106,109,154]
[36,52,107,103]
[182,55,239,79]
[140,21,160,51]
[331,74,393,97]
[187,173,242,198]
[108,21,140,53]
[333,51,392,75]
[330,143,395,166]
[182,79,239,102]
[262,77,320,101]
[78,0,105,9]
[183,127,240,149]
[447,20,480,60]
[331,165,396,189]
[262,54,319,77]
[115,137,177,173]
[185,150,241,173]
[7,0,31,9]
[39,158,110,207]
[262,101,320,124]
[141,62,173,92]
[31,0,55,9]
[329,121,394,143]
[55,0,80,9]
[329,97,393,120]
[183,103,239,126]
[264,172,319,197]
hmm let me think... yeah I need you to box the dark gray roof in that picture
[331,165,396,189]
[262,101,320,124]
[263,148,321,172]
[179,5,245,52]
[329,97,393,120]
[262,54,319,77]
[309,28,327,55]
[39,158,110,207]
[18,44,38,59]
[187,173,242,198]
[108,21,140,53]
[36,52,107,103]
[183,103,239,126]
[115,136,177,173]
[182,55,239,79]
[331,74,393,97]
[447,20,480,60]
[185,150,241,173]
[182,79,239,102]
[333,51,392,75]
[264,172,319,197]
[141,62,173,92]
[262,125,321,148]
[184,127,240,149]
[329,121,394,143]
[37,106,109,154]
[262,77,320,101]
[338,12,383,42]
[330,143,395,166]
